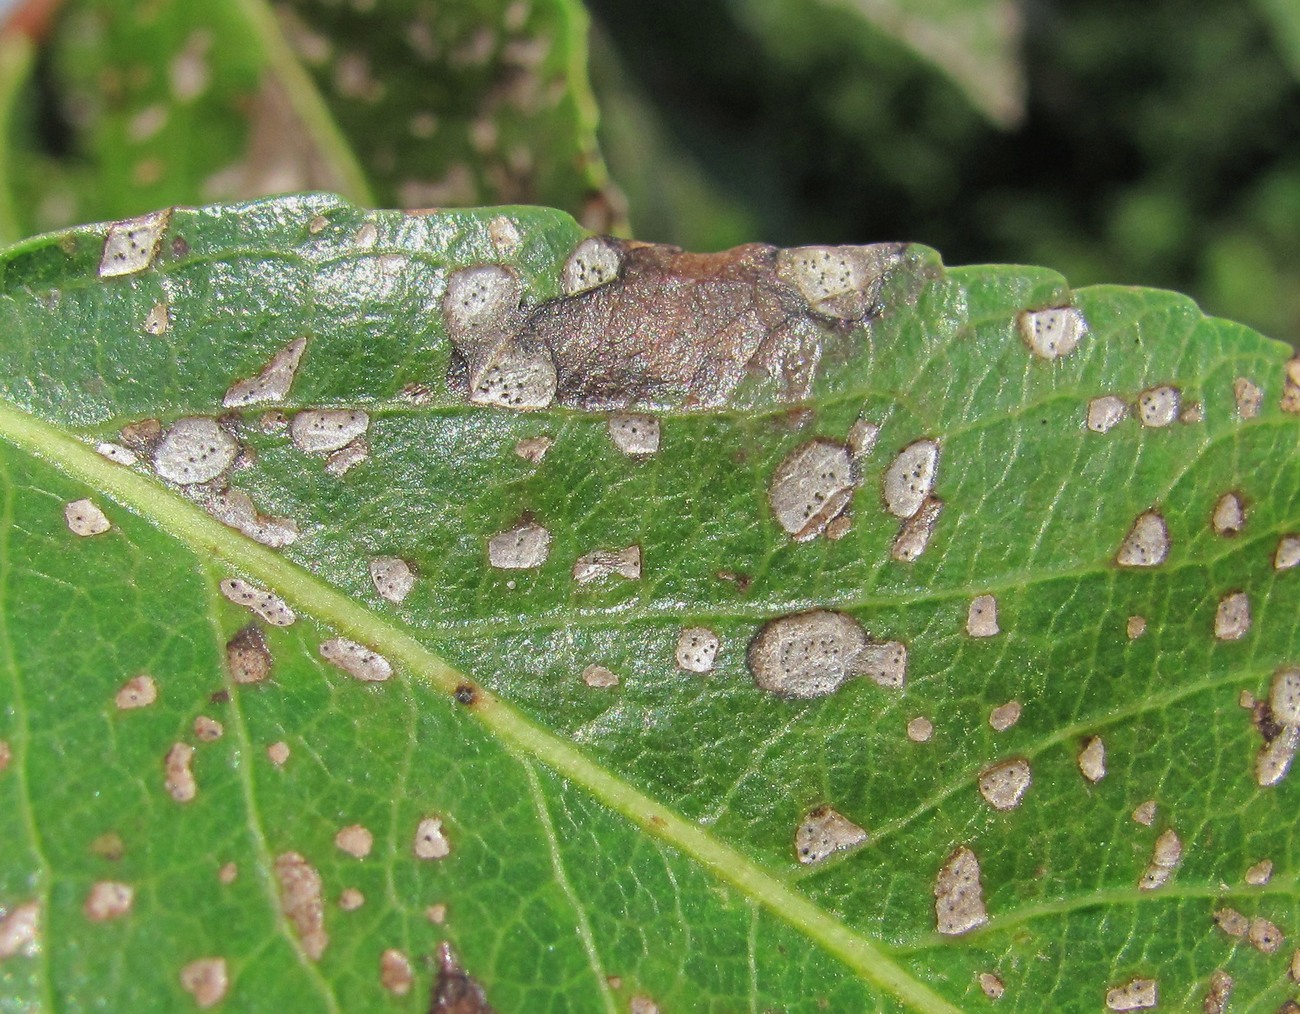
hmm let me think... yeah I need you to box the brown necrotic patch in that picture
[431,942,495,1013]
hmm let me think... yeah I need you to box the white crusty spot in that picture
[1234,377,1263,419]
[489,522,551,570]
[675,627,720,674]
[165,742,197,802]
[1212,492,1245,536]
[1116,511,1169,568]
[354,222,378,249]
[978,973,1005,1000]
[339,888,364,911]
[1138,386,1180,427]
[1272,667,1300,724]
[206,489,299,547]
[1214,908,1249,937]
[115,674,157,710]
[414,817,451,859]
[308,214,328,235]
[978,758,1032,810]
[892,497,943,562]
[776,244,899,320]
[581,664,619,688]
[274,852,328,960]
[966,594,1000,638]
[847,419,879,458]
[989,700,1022,732]
[794,806,867,864]
[1078,736,1107,783]
[219,577,295,626]
[1245,859,1274,886]
[153,418,238,485]
[335,824,373,859]
[470,344,557,411]
[1105,978,1157,1011]
[629,997,660,1014]
[0,900,39,959]
[223,336,308,408]
[1275,535,1300,571]
[1257,725,1300,787]
[325,439,369,477]
[769,439,855,540]
[934,846,987,936]
[369,557,415,603]
[179,957,228,1008]
[573,545,641,583]
[562,236,622,296]
[607,414,660,456]
[97,441,137,466]
[193,716,223,742]
[1292,950,1300,984]
[446,263,520,328]
[84,881,134,921]
[1019,306,1086,359]
[319,638,391,682]
[1126,615,1147,639]
[907,716,934,743]
[1214,591,1251,641]
[747,609,868,699]
[488,215,521,253]
[514,435,552,463]
[290,410,369,454]
[100,209,170,277]
[380,948,414,996]
[860,641,907,689]
[1202,970,1233,1014]
[267,741,290,767]
[1179,400,1204,423]
[1139,828,1182,890]
[1249,916,1284,954]
[143,300,169,336]
[1131,800,1156,826]
[883,439,939,519]
[65,499,110,536]
[1087,395,1128,433]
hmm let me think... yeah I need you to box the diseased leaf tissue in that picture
[1,195,1299,1011]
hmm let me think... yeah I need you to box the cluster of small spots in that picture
[335,824,373,859]
[274,852,328,960]
[562,237,622,296]
[607,414,661,456]
[989,700,1021,732]
[83,881,133,922]
[1019,306,1087,359]
[205,488,299,547]
[165,743,197,802]
[1087,395,1128,433]
[769,439,856,541]
[339,888,364,911]
[978,758,1032,810]
[907,716,934,743]
[1126,616,1147,639]
[514,435,552,462]
[99,209,170,278]
[380,948,414,996]
[227,625,272,684]
[1105,978,1157,1011]
[319,638,392,682]
[1284,357,1300,413]
[979,973,1005,1000]
[290,410,369,454]
[1211,492,1245,536]
[64,498,111,537]
[414,817,451,860]
[1202,970,1233,1014]
[267,741,290,767]
[860,641,907,689]
[794,806,868,865]
[1245,858,1274,886]
[1132,800,1156,826]
[967,594,1000,637]
[219,578,296,626]
[892,497,943,562]
[179,957,228,1009]
[1276,535,1300,571]
[96,441,138,466]
[883,439,939,520]
[369,556,415,603]
[193,716,223,742]
[219,863,237,885]
[573,545,641,583]
[1214,591,1251,640]
[747,609,867,699]
[1138,386,1180,427]
[934,846,988,936]
[153,418,238,485]
[444,264,519,330]
[223,336,307,408]
[1078,736,1107,783]
[470,348,558,410]
[775,244,899,320]
[489,522,551,570]
[847,419,879,458]
[115,674,157,710]
[488,215,521,253]
[1116,510,1169,568]
[1139,828,1182,891]
[675,627,720,674]
[582,664,619,688]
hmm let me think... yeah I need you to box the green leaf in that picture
[1,193,1298,1011]
[1255,0,1300,81]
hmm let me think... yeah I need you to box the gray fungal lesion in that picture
[442,237,911,411]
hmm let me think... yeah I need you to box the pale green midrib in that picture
[0,400,961,1014]
[198,568,343,1014]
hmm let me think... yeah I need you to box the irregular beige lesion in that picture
[442,238,912,411]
